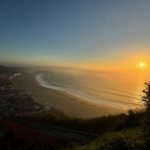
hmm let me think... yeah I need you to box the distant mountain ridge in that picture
[0,65,29,73]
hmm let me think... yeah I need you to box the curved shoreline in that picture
[13,73,128,118]
[36,73,141,110]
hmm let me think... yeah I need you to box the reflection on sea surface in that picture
[37,69,150,110]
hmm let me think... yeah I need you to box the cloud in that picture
[84,57,107,62]
[100,58,106,60]
[105,14,120,22]
[84,58,98,62]
[105,17,110,22]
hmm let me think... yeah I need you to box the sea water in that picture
[36,68,150,110]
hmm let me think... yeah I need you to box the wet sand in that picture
[12,73,128,118]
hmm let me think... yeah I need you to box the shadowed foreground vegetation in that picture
[0,108,150,149]
[0,119,78,149]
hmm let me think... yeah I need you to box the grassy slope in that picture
[77,109,150,150]
[0,119,78,149]
[1,108,150,149]
[15,108,150,150]
[17,109,144,135]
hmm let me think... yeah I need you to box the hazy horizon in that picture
[1,0,150,72]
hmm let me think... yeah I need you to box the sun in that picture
[140,63,144,66]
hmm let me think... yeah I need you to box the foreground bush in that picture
[1,108,150,149]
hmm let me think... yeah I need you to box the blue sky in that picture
[0,0,150,70]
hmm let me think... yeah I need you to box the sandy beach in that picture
[12,73,128,118]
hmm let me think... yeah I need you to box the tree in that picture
[141,82,150,108]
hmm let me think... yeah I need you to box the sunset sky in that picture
[0,0,150,71]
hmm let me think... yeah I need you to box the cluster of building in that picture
[0,73,21,80]
[0,73,44,120]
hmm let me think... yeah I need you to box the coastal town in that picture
[0,72,45,120]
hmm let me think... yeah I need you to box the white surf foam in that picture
[36,74,142,110]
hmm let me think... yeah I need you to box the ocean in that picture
[36,68,150,110]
